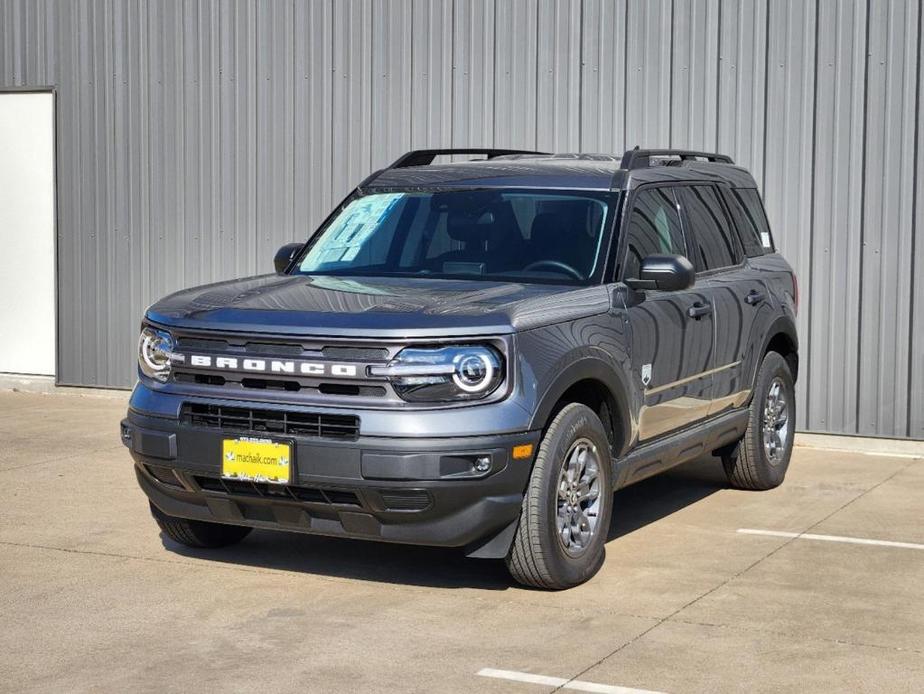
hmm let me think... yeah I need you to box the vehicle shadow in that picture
[160,456,727,590]
[606,456,727,541]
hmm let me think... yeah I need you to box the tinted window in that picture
[622,187,686,280]
[678,185,741,271]
[736,189,775,251]
[719,188,764,257]
[296,190,610,284]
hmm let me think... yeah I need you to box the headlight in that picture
[370,345,504,402]
[138,327,175,382]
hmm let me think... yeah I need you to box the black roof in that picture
[363,150,759,193]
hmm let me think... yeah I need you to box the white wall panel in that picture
[0,91,56,375]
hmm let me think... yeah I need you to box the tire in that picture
[506,403,613,589]
[722,351,795,491]
[150,502,252,548]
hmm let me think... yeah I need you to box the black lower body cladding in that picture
[122,409,540,558]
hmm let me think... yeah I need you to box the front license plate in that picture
[222,437,292,484]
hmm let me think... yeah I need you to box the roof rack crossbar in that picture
[387,148,547,169]
[619,148,734,170]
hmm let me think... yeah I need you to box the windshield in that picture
[295,190,611,284]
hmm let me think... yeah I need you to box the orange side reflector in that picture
[512,444,534,460]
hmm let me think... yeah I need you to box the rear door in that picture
[675,184,753,416]
[619,186,716,441]
[714,187,780,409]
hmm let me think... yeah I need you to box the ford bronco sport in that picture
[122,148,799,589]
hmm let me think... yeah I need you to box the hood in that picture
[145,274,611,337]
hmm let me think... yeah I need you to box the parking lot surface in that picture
[1,390,922,693]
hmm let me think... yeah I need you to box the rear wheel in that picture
[150,502,252,548]
[722,351,795,490]
[506,403,613,589]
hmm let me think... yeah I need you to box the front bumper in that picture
[122,407,539,558]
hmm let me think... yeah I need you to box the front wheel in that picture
[722,351,795,490]
[150,502,252,548]
[506,403,613,589]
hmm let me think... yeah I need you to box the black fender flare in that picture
[528,354,634,457]
[753,314,799,388]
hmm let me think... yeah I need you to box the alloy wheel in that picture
[762,377,790,465]
[556,438,602,557]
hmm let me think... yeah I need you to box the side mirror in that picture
[274,243,304,274]
[624,254,695,292]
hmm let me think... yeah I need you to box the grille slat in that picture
[181,403,359,440]
[192,476,360,507]
[379,490,432,511]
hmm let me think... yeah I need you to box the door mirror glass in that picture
[624,254,695,292]
[274,243,303,274]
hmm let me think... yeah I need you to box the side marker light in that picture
[512,444,534,460]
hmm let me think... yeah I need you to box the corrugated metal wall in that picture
[1,0,921,439]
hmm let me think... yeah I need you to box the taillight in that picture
[792,273,799,315]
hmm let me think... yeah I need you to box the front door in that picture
[619,186,716,442]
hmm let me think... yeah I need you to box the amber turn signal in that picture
[512,444,534,460]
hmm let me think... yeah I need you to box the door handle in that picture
[687,301,712,319]
[745,290,766,305]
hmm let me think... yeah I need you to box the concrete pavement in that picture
[1,390,922,693]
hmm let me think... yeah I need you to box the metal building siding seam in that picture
[494,0,539,150]
[858,0,918,436]
[910,0,924,440]
[807,0,865,435]
[409,0,453,149]
[578,0,629,155]
[762,0,817,431]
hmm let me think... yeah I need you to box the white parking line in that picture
[737,528,924,551]
[476,668,665,694]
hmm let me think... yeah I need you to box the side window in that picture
[719,188,764,258]
[622,187,686,280]
[735,188,775,252]
[677,185,741,272]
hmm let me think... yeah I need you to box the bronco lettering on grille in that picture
[181,355,359,377]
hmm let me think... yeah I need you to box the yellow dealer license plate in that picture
[222,437,292,484]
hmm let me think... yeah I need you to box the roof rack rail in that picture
[619,147,733,170]
[387,148,547,169]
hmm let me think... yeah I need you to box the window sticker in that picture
[305,193,405,265]
[761,232,772,248]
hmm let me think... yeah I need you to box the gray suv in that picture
[122,148,799,589]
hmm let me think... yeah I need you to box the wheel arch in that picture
[760,315,799,383]
[528,357,633,459]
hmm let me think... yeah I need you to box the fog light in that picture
[473,456,491,473]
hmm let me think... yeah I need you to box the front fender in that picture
[527,353,634,456]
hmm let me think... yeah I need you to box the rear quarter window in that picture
[719,188,764,258]
[735,188,775,252]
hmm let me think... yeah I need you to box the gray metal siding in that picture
[0,0,921,439]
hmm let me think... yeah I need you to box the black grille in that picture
[244,341,304,356]
[193,476,361,506]
[379,489,432,511]
[175,337,229,352]
[321,346,389,360]
[181,403,359,440]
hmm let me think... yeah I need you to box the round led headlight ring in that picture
[139,327,173,381]
[452,352,494,393]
